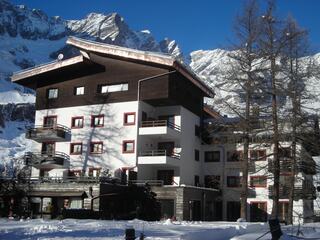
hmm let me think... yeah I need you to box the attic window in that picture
[98,83,128,94]
[47,88,58,99]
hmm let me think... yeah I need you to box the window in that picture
[205,151,220,162]
[123,112,136,126]
[98,83,128,93]
[279,147,291,159]
[47,88,58,99]
[195,149,200,161]
[227,176,241,188]
[90,142,103,154]
[91,115,104,127]
[250,176,267,188]
[71,117,84,128]
[194,175,200,186]
[68,170,82,177]
[250,150,267,161]
[43,116,57,127]
[205,175,220,189]
[89,168,101,178]
[74,86,85,96]
[42,142,55,155]
[195,125,200,137]
[69,198,83,209]
[123,140,135,153]
[227,151,243,162]
[70,143,82,155]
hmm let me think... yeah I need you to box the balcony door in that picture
[157,170,174,185]
[159,115,175,126]
[42,142,55,155]
[158,142,174,156]
[44,116,57,127]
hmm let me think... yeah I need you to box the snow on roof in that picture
[11,37,214,97]
[11,55,85,82]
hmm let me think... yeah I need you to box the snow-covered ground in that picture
[1,219,320,240]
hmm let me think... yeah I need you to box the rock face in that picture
[0,0,184,164]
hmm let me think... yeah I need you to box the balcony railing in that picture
[26,124,71,142]
[141,120,181,131]
[139,150,181,159]
[129,180,164,186]
[25,151,69,169]
[268,184,316,200]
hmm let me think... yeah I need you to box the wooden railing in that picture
[141,120,181,131]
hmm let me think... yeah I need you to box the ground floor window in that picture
[69,197,83,209]
[279,201,289,223]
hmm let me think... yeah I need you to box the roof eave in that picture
[11,55,85,83]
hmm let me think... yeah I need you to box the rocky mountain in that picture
[0,0,185,170]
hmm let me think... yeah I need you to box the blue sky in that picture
[11,0,320,54]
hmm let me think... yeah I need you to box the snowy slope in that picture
[190,49,320,117]
[0,0,184,168]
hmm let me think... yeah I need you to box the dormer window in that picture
[47,88,58,99]
[74,86,85,96]
[98,83,128,93]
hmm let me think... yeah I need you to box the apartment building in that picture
[202,111,317,223]
[11,37,219,220]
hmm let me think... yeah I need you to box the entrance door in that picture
[189,200,201,221]
[279,202,289,223]
[43,116,57,127]
[157,170,174,185]
[159,199,175,219]
[250,202,267,222]
[213,201,223,220]
[158,142,174,156]
[227,201,241,221]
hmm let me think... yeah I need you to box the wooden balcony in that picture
[25,151,69,169]
[268,184,316,200]
[26,124,71,142]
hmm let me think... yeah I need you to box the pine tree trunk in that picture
[240,81,251,220]
[271,56,280,220]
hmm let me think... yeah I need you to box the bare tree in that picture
[227,0,262,220]
[258,1,285,220]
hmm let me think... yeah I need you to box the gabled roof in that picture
[11,55,86,82]
[11,37,214,97]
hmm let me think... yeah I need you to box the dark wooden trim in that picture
[123,112,136,126]
[70,142,83,155]
[91,115,104,128]
[89,141,103,154]
[71,116,84,129]
[122,140,135,154]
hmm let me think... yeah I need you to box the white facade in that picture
[202,140,315,223]
[31,100,202,186]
